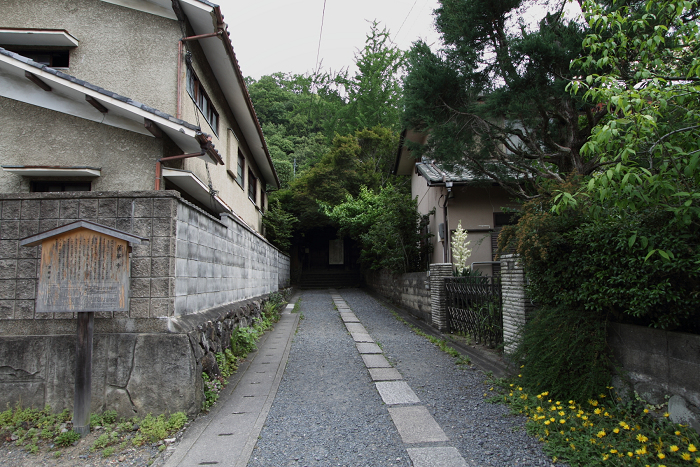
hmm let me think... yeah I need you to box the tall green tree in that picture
[402,0,607,199]
[560,0,700,236]
[340,21,405,131]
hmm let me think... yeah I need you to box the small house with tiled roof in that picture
[393,130,519,275]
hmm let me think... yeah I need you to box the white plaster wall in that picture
[0,97,163,193]
[1,0,180,115]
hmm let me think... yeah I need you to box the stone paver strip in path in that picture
[339,312,359,322]
[387,405,450,444]
[350,332,374,343]
[361,353,392,368]
[334,291,469,466]
[356,342,382,353]
[369,367,403,381]
[375,381,421,405]
[407,447,471,467]
[344,322,367,334]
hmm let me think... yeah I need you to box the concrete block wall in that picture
[364,269,431,321]
[608,323,700,432]
[0,191,179,322]
[500,254,533,354]
[173,202,290,316]
[0,190,290,417]
[429,263,453,331]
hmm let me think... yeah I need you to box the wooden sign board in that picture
[328,238,344,265]
[20,220,148,313]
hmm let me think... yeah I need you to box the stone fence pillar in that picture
[500,254,534,354]
[429,263,453,331]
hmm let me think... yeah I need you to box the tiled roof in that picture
[416,161,487,185]
[0,47,199,132]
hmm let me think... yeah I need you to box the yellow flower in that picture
[637,434,649,443]
[610,449,618,454]
[664,412,670,418]
[613,428,620,434]
[689,444,697,453]
[602,454,609,460]
[671,445,680,453]
[589,400,599,407]
[628,452,634,457]
[682,453,691,461]
[644,408,649,413]
[635,446,647,455]
[659,453,666,459]
[544,420,551,425]
[560,419,566,424]
[597,430,606,438]
[676,431,682,436]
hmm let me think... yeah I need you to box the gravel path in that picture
[248,288,559,467]
[248,290,409,467]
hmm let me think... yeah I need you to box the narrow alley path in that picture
[246,289,554,467]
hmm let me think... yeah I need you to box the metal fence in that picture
[445,276,503,348]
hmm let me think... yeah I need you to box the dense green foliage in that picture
[324,185,432,273]
[512,302,612,403]
[271,126,404,236]
[250,22,415,265]
[262,200,298,252]
[558,0,700,262]
[402,0,606,199]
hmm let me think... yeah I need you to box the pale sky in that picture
[217,0,443,80]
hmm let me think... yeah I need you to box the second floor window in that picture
[248,169,257,204]
[186,66,219,135]
[237,150,245,187]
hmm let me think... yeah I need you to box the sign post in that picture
[21,221,147,436]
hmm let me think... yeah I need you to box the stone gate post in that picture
[500,254,534,354]
[429,263,453,331]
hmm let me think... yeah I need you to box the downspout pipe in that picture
[154,151,206,191]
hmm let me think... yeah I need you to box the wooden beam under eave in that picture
[144,119,163,138]
[85,95,108,114]
[24,71,51,92]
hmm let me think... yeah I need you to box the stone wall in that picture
[0,190,290,416]
[363,269,431,321]
[608,323,700,432]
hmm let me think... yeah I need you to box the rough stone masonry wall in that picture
[608,323,700,432]
[364,269,431,322]
[0,191,290,417]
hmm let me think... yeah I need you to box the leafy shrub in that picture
[512,303,612,403]
[230,326,258,357]
[55,430,80,447]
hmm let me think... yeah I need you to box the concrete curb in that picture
[163,299,300,467]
